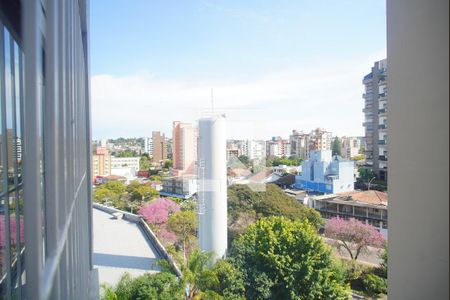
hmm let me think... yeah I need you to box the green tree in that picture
[102,181,126,194]
[180,250,219,300]
[230,216,350,300]
[140,155,152,171]
[102,272,183,300]
[116,150,137,157]
[130,185,159,202]
[332,137,342,156]
[93,188,118,204]
[208,259,246,299]
[164,160,173,169]
[168,210,197,263]
[227,184,323,242]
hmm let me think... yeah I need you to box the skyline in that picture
[90,1,386,140]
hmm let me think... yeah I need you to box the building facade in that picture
[362,59,388,181]
[296,150,355,194]
[151,131,167,163]
[160,175,197,199]
[308,190,388,237]
[308,128,332,152]
[340,136,362,159]
[144,137,153,156]
[0,1,97,298]
[289,130,309,159]
[92,147,112,178]
[172,121,197,175]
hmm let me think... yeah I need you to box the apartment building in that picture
[266,137,291,158]
[160,175,197,199]
[362,59,388,181]
[144,137,153,156]
[151,131,167,163]
[289,130,309,159]
[92,147,112,178]
[172,121,197,175]
[308,128,332,152]
[340,136,362,159]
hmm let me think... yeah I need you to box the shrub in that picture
[363,273,387,296]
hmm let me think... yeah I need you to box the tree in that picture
[168,210,197,263]
[138,198,180,226]
[102,181,126,194]
[101,272,183,300]
[164,160,173,169]
[130,185,158,202]
[140,155,151,171]
[324,217,386,260]
[227,184,323,242]
[180,250,219,300]
[230,216,350,299]
[93,188,118,204]
[332,137,342,156]
[208,259,246,299]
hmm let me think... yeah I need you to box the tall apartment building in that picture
[308,128,332,152]
[289,130,309,159]
[151,131,167,163]
[266,137,291,158]
[362,59,388,181]
[340,136,362,159]
[172,121,197,175]
[144,137,153,156]
[92,147,112,178]
[0,1,97,299]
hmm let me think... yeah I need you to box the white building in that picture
[144,137,153,156]
[295,150,355,194]
[160,175,197,199]
[111,157,140,170]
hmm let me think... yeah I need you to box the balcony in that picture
[378,124,387,129]
[379,155,388,161]
[378,140,387,145]
[378,108,387,114]
[378,92,387,98]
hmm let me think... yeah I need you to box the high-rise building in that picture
[340,136,362,159]
[172,121,197,175]
[289,130,309,159]
[197,115,227,261]
[92,147,112,178]
[308,128,332,152]
[144,137,153,156]
[0,1,97,298]
[266,137,291,158]
[362,59,388,181]
[151,131,167,163]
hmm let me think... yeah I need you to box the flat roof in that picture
[93,208,162,285]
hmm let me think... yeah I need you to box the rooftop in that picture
[93,208,162,286]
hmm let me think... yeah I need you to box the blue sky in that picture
[91,0,386,139]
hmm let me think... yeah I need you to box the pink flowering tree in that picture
[324,217,386,260]
[138,198,180,226]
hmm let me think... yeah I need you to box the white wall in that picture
[387,0,448,298]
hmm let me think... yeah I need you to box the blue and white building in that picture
[295,150,355,194]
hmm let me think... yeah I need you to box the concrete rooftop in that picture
[92,208,162,285]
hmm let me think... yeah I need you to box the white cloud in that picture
[91,49,386,140]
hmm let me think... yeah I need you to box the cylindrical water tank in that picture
[197,114,227,261]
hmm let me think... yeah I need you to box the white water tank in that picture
[197,114,227,261]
